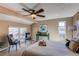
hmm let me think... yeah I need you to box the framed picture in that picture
[39,24,48,32]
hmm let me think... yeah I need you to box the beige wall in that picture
[72,12,79,38]
[66,17,73,40]
[0,20,31,42]
[31,17,73,41]
[0,15,75,42]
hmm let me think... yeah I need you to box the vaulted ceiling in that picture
[0,3,79,24]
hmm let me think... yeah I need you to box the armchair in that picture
[7,34,20,52]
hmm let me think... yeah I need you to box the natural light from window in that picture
[58,21,66,38]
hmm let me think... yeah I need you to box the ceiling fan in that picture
[22,8,45,19]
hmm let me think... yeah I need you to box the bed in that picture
[22,40,79,56]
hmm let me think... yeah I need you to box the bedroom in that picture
[0,3,79,56]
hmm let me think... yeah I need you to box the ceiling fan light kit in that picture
[31,14,36,17]
[32,16,36,19]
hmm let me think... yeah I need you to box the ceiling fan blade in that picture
[35,8,44,14]
[22,14,31,16]
[22,8,32,13]
[37,15,45,17]
[22,14,32,18]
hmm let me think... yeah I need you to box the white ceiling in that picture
[0,13,33,24]
[35,3,79,21]
[0,3,79,23]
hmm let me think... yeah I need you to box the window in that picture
[8,26,27,42]
[20,28,27,41]
[58,21,66,38]
[9,27,19,39]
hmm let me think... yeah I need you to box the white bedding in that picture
[24,40,79,56]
